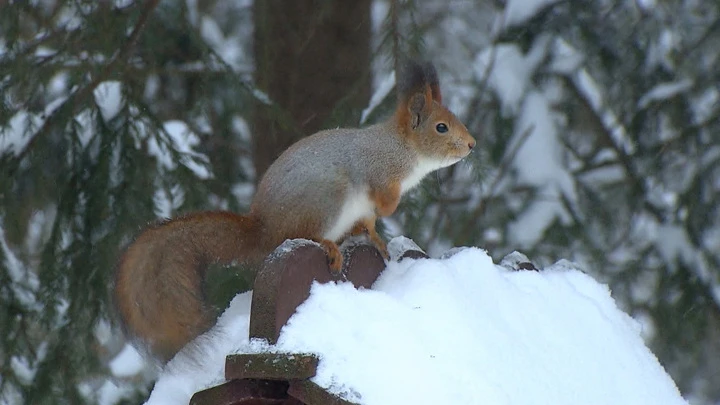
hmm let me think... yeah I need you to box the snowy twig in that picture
[390,0,401,75]
[31,62,252,76]
[463,12,503,132]
[198,38,302,138]
[680,18,720,63]
[677,106,720,142]
[457,124,534,242]
[425,169,457,247]
[475,11,504,106]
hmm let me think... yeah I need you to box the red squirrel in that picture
[114,60,476,363]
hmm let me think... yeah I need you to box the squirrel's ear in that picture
[397,59,434,129]
[408,91,431,129]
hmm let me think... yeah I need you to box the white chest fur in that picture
[400,157,456,194]
[322,157,459,242]
[323,187,375,242]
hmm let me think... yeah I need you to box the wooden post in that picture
[193,239,428,404]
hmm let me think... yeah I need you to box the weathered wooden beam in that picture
[226,353,319,381]
[288,380,360,405]
[190,379,289,405]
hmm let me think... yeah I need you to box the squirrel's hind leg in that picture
[349,218,389,260]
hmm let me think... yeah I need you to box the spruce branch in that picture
[9,0,161,175]
[560,74,666,222]
[457,124,534,243]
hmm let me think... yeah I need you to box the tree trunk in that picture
[252,0,372,180]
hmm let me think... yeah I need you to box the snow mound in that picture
[144,242,686,405]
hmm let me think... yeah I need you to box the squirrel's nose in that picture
[468,140,476,150]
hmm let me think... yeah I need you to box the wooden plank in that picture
[190,379,289,405]
[288,380,360,405]
[226,353,319,381]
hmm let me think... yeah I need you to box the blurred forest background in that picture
[1,0,719,404]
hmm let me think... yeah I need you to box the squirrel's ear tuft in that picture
[396,59,442,104]
[396,59,428,102]
[396,59,436,130]
[422,62,442,104]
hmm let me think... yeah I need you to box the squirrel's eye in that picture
[436,123,449,133]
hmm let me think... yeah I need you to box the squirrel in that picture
[113,60,476,363]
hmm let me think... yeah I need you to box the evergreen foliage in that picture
[0,0,718,404]
[392,1,720,402]
[1,1,256,402]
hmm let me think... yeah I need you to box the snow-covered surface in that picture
[638,79,693,109]
[93,81,124,121]
[109,344,146,378]
[507,90,576,247]
[140,238,686,405]
[0,94,67,157]
[503,0,560,28]
[0,222,39,310]
[147,120,212,179]
[475,42,549,115]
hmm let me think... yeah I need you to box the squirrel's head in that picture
[395,60,476,167]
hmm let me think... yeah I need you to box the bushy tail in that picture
[113,211,266,363]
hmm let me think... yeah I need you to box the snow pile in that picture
[142,240,687,405]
